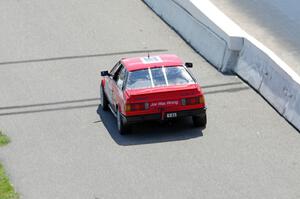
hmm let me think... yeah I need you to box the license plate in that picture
[166,112,177,118]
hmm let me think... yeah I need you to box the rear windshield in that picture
[126,66,195,90]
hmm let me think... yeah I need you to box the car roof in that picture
[121,54,183,72]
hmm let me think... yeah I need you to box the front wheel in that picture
[117,109,130,135]
[192,114,207,128]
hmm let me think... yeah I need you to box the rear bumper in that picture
[122,108,206,124]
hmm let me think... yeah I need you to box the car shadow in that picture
[96,105,203,146]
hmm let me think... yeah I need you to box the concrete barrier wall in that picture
[144,0,242,73]
[285,84,300,129]
[235,39,299,114]
[144,0,300,130]
[235,36,300,129]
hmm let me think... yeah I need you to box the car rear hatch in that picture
[124,84,205,117]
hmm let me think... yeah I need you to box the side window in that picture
[110,61,121,77]
[112,64,123,81]
[116,66,126,89]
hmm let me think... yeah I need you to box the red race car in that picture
[100,54,206,134]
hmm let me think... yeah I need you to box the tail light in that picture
[181,96,205,105]
[199,95,205,104]
[125,102,149,112]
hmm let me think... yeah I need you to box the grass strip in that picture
[0,164,18,199]
[0,131,10,146]
[0,131,18,199]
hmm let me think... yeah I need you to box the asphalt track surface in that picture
[210,0,300,75]
[0,1,299,199]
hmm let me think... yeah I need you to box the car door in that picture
[105,61,121,105]
[111,64,126,113]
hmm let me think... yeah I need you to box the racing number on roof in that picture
[141,56,163,64]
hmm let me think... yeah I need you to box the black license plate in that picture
[166,112,177,118]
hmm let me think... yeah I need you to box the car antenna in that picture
[147,52,150,58]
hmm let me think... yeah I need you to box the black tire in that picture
[100,85,109,111]
[192,114,207,128]
[117,109,131,135]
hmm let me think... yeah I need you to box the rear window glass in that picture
[126,66,195,90]
[165,66,194,85]
[151,67,167,87]
[126,69,152,89]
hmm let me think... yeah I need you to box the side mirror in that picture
[185,62,193,68]
[101,70,110,76]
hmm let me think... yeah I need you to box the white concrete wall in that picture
[144,0,300,130]
[144,0,243,73]
[235,38,300,115]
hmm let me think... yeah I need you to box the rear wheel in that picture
[100,85,108,111]
[117,109,130,135]
[193,114,207,128]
